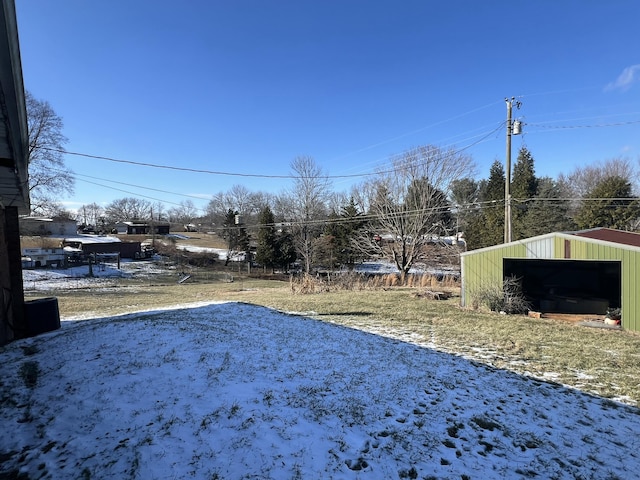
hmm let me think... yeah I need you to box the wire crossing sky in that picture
[15,1,640,213]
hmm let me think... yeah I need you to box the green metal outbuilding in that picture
[460,228,640,333]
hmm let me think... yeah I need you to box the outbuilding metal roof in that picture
[572,227,640,248]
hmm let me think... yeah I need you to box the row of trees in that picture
[215,148,640,277]
[27,91,640,279]
[211,148,474,280]
[76,198,201,230]
[459,149,640,249]
[72,147,640,279]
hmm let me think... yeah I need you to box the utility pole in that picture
[504,97,522,243]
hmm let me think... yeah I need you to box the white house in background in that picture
[19,216,78,236]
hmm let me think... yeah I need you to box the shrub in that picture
[470,276,531,314]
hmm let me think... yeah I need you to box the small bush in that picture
[469,276,530,314]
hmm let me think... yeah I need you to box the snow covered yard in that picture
[1,302,639,479]
[21,260,172,292]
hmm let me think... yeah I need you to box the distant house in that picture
[61,235,145,259]
[115,221,170,235]
[20,216,78,236]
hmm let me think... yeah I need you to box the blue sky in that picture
[15,0,640,216]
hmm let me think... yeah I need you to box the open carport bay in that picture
[503,258,621,314]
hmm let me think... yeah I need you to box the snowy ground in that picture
[2,301,640,479]
[21,259,172,291]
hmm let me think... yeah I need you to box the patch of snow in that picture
[21,259,170,292]
[61,234,122,244]
[1,302,639,479]
[574,371,595,380]
[177,244,246,261]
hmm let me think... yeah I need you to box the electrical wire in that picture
[526,119,640,130]
[54,168,211,203]
[40,123,504,186]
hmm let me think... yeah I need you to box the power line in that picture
[43,148,298,179]
[61,168,211,203]
[526,119,640,130]
[75,178,192,208]
[41,124,503,183]
[326,99,504,163]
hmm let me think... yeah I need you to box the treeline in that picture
[459,149,640,249]
[76,145,640,277]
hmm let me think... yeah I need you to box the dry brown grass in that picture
[29,274,640,407]
[20,236,62,249]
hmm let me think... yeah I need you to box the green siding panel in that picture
[558,238,638,332]
[462,243,527,307]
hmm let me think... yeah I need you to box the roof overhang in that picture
[0,0,29,212]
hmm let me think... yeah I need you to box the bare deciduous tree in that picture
[206,185,274,228]
[356,144,474,282]
[168,200,199,224]
[26,91,74,215]
[104,197,152,224]
[78,202,104,228]
[558,157,638,198]
[286,156,330,274]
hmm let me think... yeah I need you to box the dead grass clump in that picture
[413,290,451,300]
[384,274,400,287]
[290,274,330,294]
[441,275,460,288]
[20,236,61,250]
[366,275,382,289]
[291,272,382,293]
[331,272,368,291]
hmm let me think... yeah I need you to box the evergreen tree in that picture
[338,197,366,266]
[221,209,249,266]
[405,178,454,233]
[511,147,538,201]
[466,160,505,249]
[526,177,575,236]
[275,230,297,272]
[449,177,479,234]
[255,206,278,272]
[574,176,640,230]
[320,198,366,268]
[510,147,538,240]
